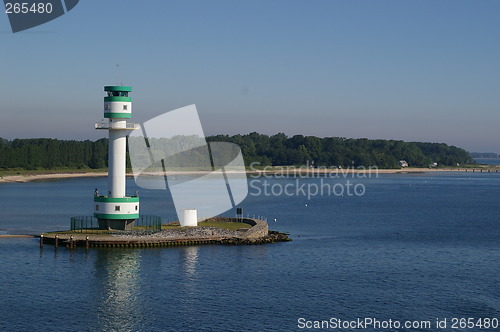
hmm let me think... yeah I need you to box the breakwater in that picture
[39,218,290,248]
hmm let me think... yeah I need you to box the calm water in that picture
[0,173,499,331]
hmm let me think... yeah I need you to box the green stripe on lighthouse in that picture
[94,213,140,219]
[104,86,132,92]
[104,113,132,119]
[94,197,140,203]
[104,96,132,102]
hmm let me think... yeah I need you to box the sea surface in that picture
[0,173,499,331]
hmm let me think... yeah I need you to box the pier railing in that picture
[70,215,162,234]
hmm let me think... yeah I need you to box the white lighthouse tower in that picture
[94,86,140,230]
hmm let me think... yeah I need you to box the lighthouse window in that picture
[95,205,99,211]
[123,105,128,110]
[115,206,120,211]
[135,205,138,211]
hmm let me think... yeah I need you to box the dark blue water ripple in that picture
[0,173,498,331]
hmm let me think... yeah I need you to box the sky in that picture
[1,0,499,153]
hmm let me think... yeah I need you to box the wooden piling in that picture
[55,235,59,248]
[39,234,43,249]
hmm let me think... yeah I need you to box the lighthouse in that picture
[94,86,140,230]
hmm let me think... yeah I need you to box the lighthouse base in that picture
[98,219,136,231]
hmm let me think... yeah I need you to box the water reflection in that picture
[180,246,199,278]
[175,246,201,322]
[94,249,143,332]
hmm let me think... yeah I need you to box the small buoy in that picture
[305,204,308,207]
[273,218,277,222]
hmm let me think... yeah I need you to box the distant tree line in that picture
[207,133,473,168]
[0,138,108,170]
[469,152,498,159]
[0,133,473,171]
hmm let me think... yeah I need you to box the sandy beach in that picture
[0,166,496,184]
[0,172,108,183]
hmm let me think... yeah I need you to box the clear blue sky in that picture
[1,0,499,153]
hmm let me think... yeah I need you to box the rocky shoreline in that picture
[219,231,292,245]
[39,230,291,248]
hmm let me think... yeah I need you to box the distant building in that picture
[429,162,438,168]
[399,160,409,168]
